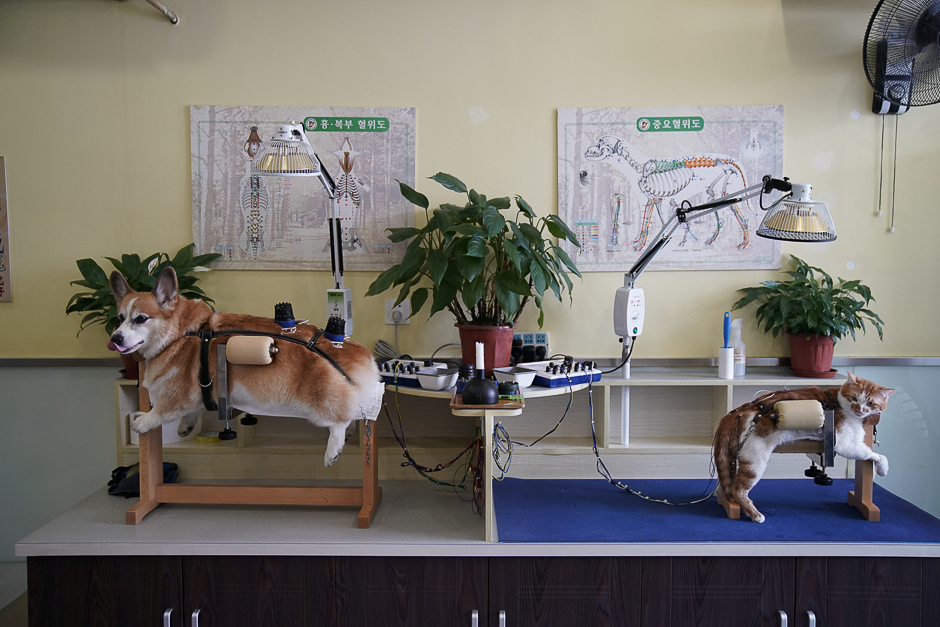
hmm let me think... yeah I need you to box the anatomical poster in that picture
[558,106,784,271]
[191,105,415,270]
[0,156,10,301]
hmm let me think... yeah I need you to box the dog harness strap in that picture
[184,329,353,385]
[196,330,219,412]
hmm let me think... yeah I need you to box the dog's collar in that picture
[184,328,353,413]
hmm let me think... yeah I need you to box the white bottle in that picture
[730,318,746,377]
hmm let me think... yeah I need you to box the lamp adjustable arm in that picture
[313,152,336,200]
[623,175,791,288]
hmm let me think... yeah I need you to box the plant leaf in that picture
[397,179,429,209]
[430,172,467,194]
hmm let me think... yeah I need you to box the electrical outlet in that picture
[385,299,411,325]
[522,333,535,346]
[535,332,550,355]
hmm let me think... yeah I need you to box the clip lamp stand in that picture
[311,152,354,337]
[614,175,794,374]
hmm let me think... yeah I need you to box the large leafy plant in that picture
[367,173,581,327]
[732,255,884,344]
[66,244,221,336]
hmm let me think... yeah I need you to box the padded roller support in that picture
[225,335,276,365]
[775,400,825,430]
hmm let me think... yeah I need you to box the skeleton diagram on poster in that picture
[191,106,416,270]
[557,106,784,271]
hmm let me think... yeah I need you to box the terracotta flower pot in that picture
[788,333,835,378]
[456,325,514,376]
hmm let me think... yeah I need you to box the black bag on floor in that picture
[107,462,179,498]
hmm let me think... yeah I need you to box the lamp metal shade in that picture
[756,183,836,242]
[252,123,321,177]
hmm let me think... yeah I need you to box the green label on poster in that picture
[637,117,704,132]
[304,117,389,132]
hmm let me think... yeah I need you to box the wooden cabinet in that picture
[488,557,642,627]
[27,555,182,627]
[30,555,936,627]
[641,556,934,627]
[335,556,487,626]
[182,556,325,627]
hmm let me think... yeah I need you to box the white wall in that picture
[0,0,938,362]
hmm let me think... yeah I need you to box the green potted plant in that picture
[366,173,581,371]
[732,255,884,377]
[66,243,221,377]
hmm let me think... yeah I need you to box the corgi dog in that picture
[109,267,383,466]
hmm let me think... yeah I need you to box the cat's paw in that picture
[874,455,889,476]
[750,512,765,523]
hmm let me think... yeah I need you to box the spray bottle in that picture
[730,318,746,377]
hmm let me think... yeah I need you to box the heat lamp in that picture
[252,122,352,336]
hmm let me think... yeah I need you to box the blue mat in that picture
[492,478,940,544]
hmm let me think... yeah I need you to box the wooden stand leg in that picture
[127,366,164,524]
[847,425,880,521]
[126,360,383,526]
[716,484,741,520]
[357,419,383,529]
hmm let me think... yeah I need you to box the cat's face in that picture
[840,372,894,420]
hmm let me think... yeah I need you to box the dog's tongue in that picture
[107,341,119,351]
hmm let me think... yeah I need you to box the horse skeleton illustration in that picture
[585,136,754,251]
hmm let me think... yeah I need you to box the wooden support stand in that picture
[717,425,879,521]
[846,425,880,521]
[125,363,382,527]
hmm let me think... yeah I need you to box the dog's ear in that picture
[153,267,179,310]
[109,271,131,304]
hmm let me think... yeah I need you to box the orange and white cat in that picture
[713,373,894,522]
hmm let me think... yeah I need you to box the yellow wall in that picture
[1,0,938,359]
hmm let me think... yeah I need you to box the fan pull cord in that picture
[877,116,885,217]
[890,114,899,233]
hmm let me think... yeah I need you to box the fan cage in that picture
[864,0,940,107]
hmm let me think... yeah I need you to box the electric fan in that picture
[864,0,940,113]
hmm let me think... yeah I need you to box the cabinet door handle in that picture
[807,610,816,627]
[163,609,173,627]
[499,610,506,627]
[471,609,478,627]
[191,608,201,627]
[778,610,788,626]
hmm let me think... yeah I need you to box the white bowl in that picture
[415,368,458,390]
[492,366,538,388]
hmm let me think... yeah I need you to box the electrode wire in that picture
[587,378,719,506]
[385,365,483,501]
[598,337,637,375]
[492,372,576,480]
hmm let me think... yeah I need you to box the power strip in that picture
[512,331,550,363]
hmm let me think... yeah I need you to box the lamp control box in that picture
[326,288,353,336]
[379,359,448,387]
[613,287,645,337]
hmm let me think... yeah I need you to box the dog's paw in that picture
[177,422,195,438]
[750,512,765,523]
[129,411,161,433]
[875,455,889,476]
[324,452,340,467]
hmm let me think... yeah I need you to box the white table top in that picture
[16,482,940,559]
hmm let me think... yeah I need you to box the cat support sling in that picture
[717,399,836,520]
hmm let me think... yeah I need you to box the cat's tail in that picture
[713,412,738,499]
